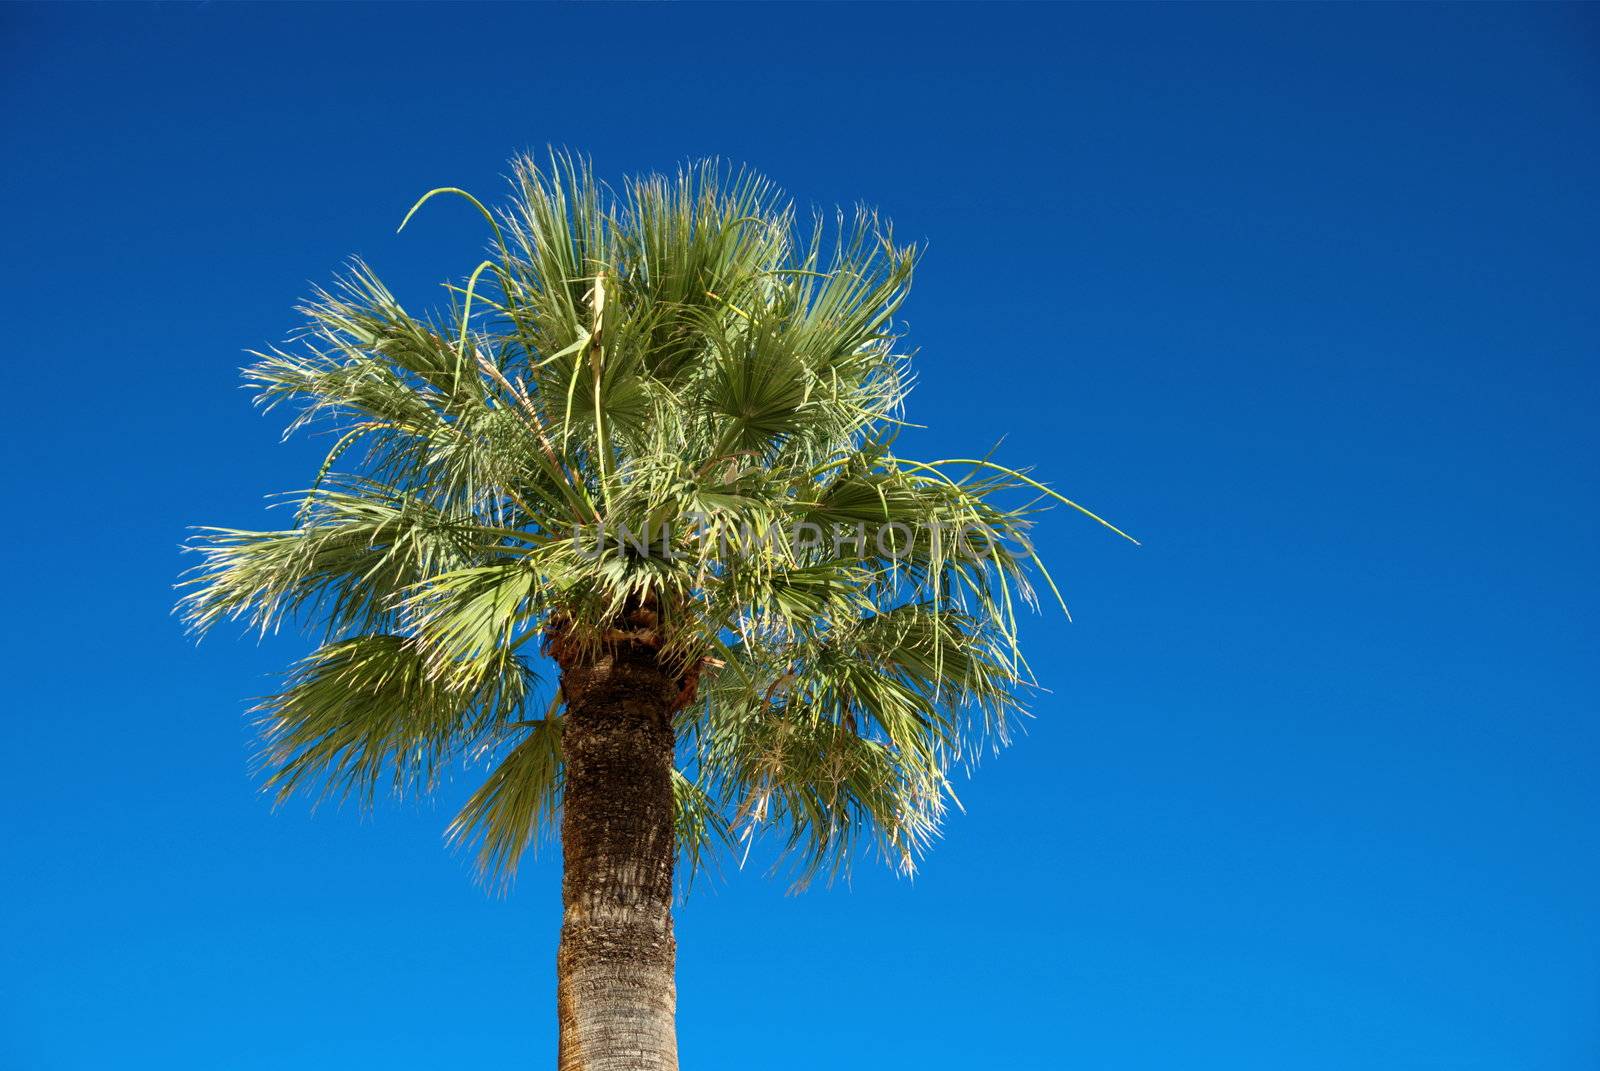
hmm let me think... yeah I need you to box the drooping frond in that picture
[254,634,535,807]
[447,714,563,883]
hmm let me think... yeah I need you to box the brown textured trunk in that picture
[557,642,679,1071]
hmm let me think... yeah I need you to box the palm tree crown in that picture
[181,154,1131,889]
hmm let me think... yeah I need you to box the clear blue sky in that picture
[2,4,1596,1068]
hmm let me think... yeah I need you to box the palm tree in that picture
[181,154,1132,1070]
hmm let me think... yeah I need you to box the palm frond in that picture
[254,634,535,808]
[447,715,563,884]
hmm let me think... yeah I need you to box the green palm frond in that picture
[182,151,1132,889]
[447,714,563,883]
[255,634,535,807]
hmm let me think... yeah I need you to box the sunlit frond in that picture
[255,634,535,807]
[447,715,563,884]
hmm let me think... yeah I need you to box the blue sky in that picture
[2,4,1596,1068]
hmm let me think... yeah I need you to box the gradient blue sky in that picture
[3,4,1596,1068]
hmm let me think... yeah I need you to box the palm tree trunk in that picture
[557,643,679,1071]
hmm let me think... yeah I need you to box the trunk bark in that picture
[557,642,679,1071]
